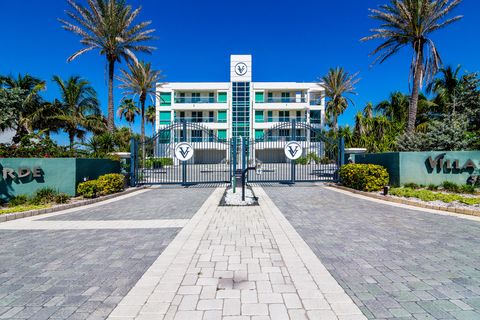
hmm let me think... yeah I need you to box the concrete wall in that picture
[0,158,120,200]
[353,151,480,186]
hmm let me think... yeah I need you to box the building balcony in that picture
[253,98,309,110]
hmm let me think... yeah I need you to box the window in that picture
[209,92,215,103]
[267,111,273,122]
[209,111,214,122]
[217,110,227,123]
[281,92,290,103]
[279,111,290,122]
[296,111,302,121]
[232,82,250,139]
[192,111,203,122]
[255,92,264,103]
[310,110,321,124]
[191,92,200,103]
[192,130,202,142]
[255,110,264,123]
[218,92,227,103]
[160,92,171,106]
[159,111,171,125]
[267,92,273,102]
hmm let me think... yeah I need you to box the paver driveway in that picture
[264,185,480,320]
[0,187,214,320]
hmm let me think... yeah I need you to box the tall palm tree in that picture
[118,61,162,144]
[117,98,139,131]
[0,74,46,140]
[361,0,463,134]
[320,67,360,132]
[53,75,105,149]
[375,91,409,125]
[145,105,156,138]
[59,0,156,132]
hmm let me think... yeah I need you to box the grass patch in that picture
[390,187,480,206]
[0,204,51,215]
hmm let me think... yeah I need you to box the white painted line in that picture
[0,219,189,230]
[326,186,480,223]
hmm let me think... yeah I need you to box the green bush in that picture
[77,180,99,198]
[8,195,29,207]
[145,157,174,168]
[460,184,476,194]
[442,181,460,193]
[295,153,321,165]
[390,187,480,205]
[339,163,389,192]
[29,187,57,205]
[427,184,438,191]
[54,193,70,204]
[97,173,125,195]
[404,183,420,189]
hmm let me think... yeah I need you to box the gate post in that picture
[130,137,136,187]
[182,121,187,186]
[337,136,345,182]
[291,120,296,184]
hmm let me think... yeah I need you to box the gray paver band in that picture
[264,185,480,320]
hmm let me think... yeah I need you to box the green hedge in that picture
[390,187,480,205]
[145,157,174,168]
[77,173,125,198]
[339,163,389,192]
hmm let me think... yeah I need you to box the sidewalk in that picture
[107,187,365,320]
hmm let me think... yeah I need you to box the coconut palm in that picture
[53,75,106,149]
[0,74,46,140]
[118,61,162,144]
[427,65,462,111]
[117,98,139,130]
[361,0,463,134]
[145,105,156,137]
[320,67,360,132]
[59,0,156,132]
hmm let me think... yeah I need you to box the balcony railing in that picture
[174,97,220,104]
[257,97,307,103]
[255,136,308,142]
[310,98,323,106]
[256,117,307,123]
[174,117,227,123]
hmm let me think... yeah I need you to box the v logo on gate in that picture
[287,145,299,157]
[179,147,190,159]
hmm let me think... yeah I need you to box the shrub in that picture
[145,157,174,168]
[390,187,480,205]
[460,184,476,194]
[339,163,389,192]
[97,173,125,195]
[295,153,321,165]
[54,193,70,204]
[77,180,99,198]
[29,187,57,205]
[427,184,438,191]
[404,183,420,189]
[8,195,29,207]
[442,181,460,193]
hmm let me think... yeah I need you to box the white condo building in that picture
[154,55,326,164]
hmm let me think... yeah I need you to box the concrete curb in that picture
[329,184,480,218]
[0,187,145,223]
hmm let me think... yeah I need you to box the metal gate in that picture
[130,120,344,186]
[130,121,232,186]
[245,121,344,183]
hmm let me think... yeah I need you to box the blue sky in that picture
[1,0,479,145]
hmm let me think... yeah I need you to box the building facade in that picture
[154,55,326,164]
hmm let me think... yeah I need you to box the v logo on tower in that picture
[284,141,303,160]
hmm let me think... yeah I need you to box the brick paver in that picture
[264,185,480,320]
[0,188,215,320]
[109,187,365,319]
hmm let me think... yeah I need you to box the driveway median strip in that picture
[107,187,366,319]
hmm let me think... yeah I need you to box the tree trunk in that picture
[69,132,75,151]
[407,49,424,134]
[107,59,115,133]
[140,95,146,167]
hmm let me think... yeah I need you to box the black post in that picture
[130,137,136,187]
[182,121,187,186]
[291,119,296,184]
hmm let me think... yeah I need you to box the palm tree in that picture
[361,0,463,134]
[59,0,156,132]
[145,105,156,138]
[375,92,409,125]
[0,74,46,140]
[427,65,462,111]
[53,75,105,149]
[118,61,162,144]
[320,67,360,132]
[117,99,139,131]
